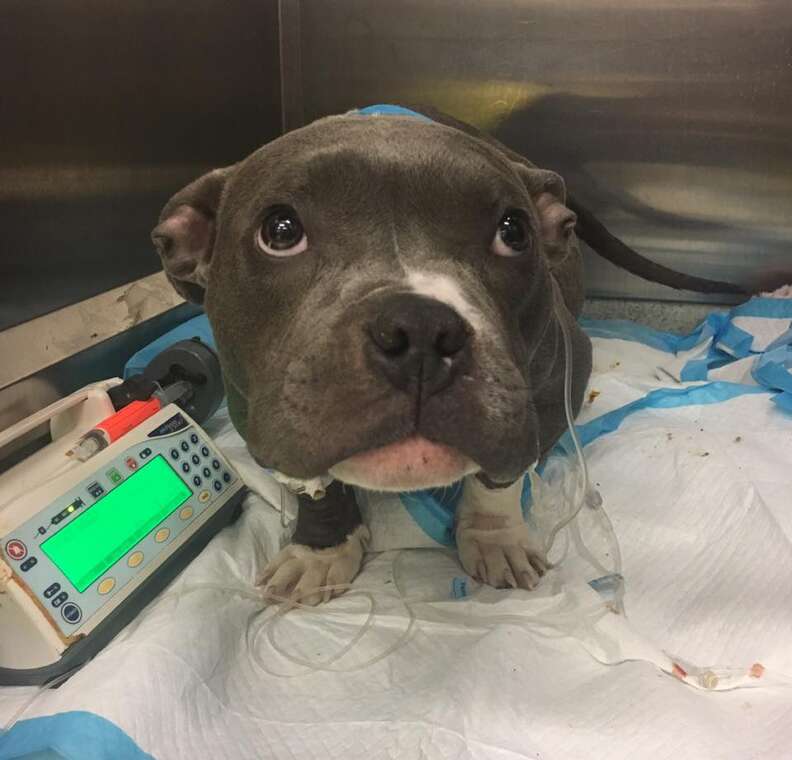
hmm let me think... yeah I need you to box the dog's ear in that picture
[152,166,235,304]
[511,164,577,247]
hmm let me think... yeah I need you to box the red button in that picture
[5,540,27,561]
[126,457,138,471]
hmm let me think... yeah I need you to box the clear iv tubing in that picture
[0,286,605,733]
[162,579,417,678]
[158,285,610,678]
[542,282,606,554]
[0,664,83,736]
[547,285,622,590]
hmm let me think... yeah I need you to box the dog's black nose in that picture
[367,294,471,395]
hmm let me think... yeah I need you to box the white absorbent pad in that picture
[2,301,792,760]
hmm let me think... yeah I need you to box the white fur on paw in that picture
[456,518,547,590]
[257,525,370,605]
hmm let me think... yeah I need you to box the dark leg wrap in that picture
[475,472,517,490]
[291,480,363,549]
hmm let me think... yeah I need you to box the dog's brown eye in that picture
[256,206,308,257]
[492,210,530,257]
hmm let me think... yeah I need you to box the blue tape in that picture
[451,576,479,598]
[581,319,680,353]
[585,298,792,384]
[680,355,712,382]
[583,312,734,355]
[772,392,792,413]
[403,381,771,546]
[766,326,792,353]
[675,308,789,380]
[0,711,154,760]
[679,343,734,382]
[716,321,755,358]
[556,381,769,455]
[730,297,792,319]
[400,483,462,547]
[356,104,433,122]
[753,346,792,394]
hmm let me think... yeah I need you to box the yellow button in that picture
[155,528,170,543]
[127,551,144,568]
[179,506,194,521]
[198,490,210,503]
[97,577,115,595]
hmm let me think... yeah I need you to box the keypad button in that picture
[155,528,170,543]
[179,506,194,521]
[140,447,152,459]
[202,467,211,478]
[97,577,115,595]
[223,472,231,483]
[44,582,61,599]
[127,551,144,568]
[213,480,222,492]
[193,475,202,487]
[61,603,82,624]
[191,454,200,465]
[170,448,180,460]
[20,557,37,572]
[199,490,211,503]
[181,462,190,474]
[52,591,68,608]
[211,459,220,470]
[190,433,199,444]
[180,441,190,452]
[200,446,210,457]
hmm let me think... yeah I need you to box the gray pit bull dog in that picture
[153,104,744,604]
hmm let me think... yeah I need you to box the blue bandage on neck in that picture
[356,104,433,122]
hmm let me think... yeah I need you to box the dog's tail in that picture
[392,101,747,295]
[568,196,746,295]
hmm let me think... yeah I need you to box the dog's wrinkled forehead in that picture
[223,116,536,240]
[208,115,549,342]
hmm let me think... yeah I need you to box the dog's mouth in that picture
[328,435,477,492]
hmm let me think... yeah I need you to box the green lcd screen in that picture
[41,455,191,592]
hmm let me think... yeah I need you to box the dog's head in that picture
[153,114,581,490]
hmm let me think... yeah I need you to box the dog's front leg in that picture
[456,474,547,590]
[258,481,369,605]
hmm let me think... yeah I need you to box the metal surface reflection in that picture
[0,0,281,330]
[296,0,792,299]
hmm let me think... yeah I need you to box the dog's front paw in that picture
[456,517,548,590]
[257,525,370,605]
